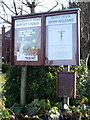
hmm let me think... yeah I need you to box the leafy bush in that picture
[70,60,90,105]
[26,66,64,103]
[3,65,21,107]
[0,96,9,119]
[0,96,16,119]
[3,66,64,107]
[3,60,90,107]
[1,98,90,120]
[2,63,10,73]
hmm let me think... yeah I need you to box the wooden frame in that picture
[45,9,80,65]
[11,14,44,65]
[56,72,76,98]
[11,8,80,66]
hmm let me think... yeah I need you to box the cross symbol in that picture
[58,30,66,41]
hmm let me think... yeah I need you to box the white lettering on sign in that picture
[46,13,76,25]
[15,17,41,28]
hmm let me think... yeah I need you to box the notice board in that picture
[45,10,80,65]
[11,8,80,65]
[15,18,41,62]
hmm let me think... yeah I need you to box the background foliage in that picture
[2,60,90,107]
[3,65,64,107]
[70,60,90,105]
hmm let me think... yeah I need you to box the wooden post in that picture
[64,97,69,106]
[64,65,70,106]
[64,65,70,72]
[20,66,27,106]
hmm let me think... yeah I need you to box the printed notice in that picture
[46,13,76,61]
[47,24,72,60]
[14,17,41,61]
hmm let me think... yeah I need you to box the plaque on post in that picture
[56,72,76,98]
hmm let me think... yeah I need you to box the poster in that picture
[15,17,41,61]
[46,13,77,61]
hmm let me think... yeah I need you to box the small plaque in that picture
[56,72,76,98]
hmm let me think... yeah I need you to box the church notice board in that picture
[45,9,80,65]
[11,15,44,65]
[56,72,76,98]
[11,8,80,65]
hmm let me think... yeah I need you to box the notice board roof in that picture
[12,8,81,18]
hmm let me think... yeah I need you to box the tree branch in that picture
[48,1,58,12]
[0,16,11,24]
[36,0,44,6]
[13,0,18,15]
[37,4,48,9]
[2,1,15,15]
[18,8,30,14]
[2,3,8,18]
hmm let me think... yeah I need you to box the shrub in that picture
[70,60,90,105]
[3,60,90,107]
[2,63,10,73]
[3,66,64,107]
[3,65,21,107]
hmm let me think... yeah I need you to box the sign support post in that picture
[20,66,27,106]
[64,97,69,106]
[64,65,70,106]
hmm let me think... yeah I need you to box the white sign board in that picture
[14,17,41,61]
[46,12,80,65]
